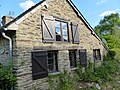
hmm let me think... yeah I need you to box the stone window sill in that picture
[70,67,78,71]
[49,71,61,75]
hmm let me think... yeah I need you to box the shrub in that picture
[76,64,100,83]
[76,56,120,84]
[58,70,74,90]
[107,50,116,60]
[48,74,59,90]
[48,70,75,90]
[0,63,16,90]
[112,48,120,62]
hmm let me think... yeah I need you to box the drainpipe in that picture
[0,29,12,64]
[0,28,13,90]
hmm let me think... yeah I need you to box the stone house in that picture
[0,0,108,89]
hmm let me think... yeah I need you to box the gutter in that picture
[0,27,12,64]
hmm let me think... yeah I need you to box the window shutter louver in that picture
[71,22,80,44]
[42,15,55,42]
[79,49,87,67]
[32,51,48,80]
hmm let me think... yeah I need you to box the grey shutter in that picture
[42,15,55,42]
[32,51,48,80]
[79,49,87,67]
[71,22,80,44]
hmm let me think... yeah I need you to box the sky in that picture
[0,0,120,28]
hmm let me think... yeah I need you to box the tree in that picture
[94,13,120,49]
[94,13,120,36]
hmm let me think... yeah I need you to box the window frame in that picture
[69,50,77,68]
[47,51,58,73]
[55,19,69,42]
[93,49,101,61]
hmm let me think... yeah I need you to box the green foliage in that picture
[94,13,120,36]
[48,70,75,90]
[94,13,120,50]
[102,59,119,75]
[112,48,120,62]
[101,35,118,49]
[76,64,100,83]
[94,13,120,78]
[107,50,116,60]
[0,63,16,90]
[33,81,37,90]
[48,55,120,89]
[58,70,74,90]
[48,74,59,90]
[76,56,120,84]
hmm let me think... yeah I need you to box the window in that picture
[42,16,80,44]
[32,50,58,80]
[42,15,70,42]
[69,50,77,68]
[55,20,69,42]
[47,51,58,72]
[93,49,101,61]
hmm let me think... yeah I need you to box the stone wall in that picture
[0,37,9,65]
[1,0,108,89]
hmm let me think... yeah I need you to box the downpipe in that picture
[0,29,13,90]
[1,31,12,64]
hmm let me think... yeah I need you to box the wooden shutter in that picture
[32,51,48,80]
[93,50,97,61]
[71,22,80,44]
[42,15,55,42]
[79,49,87,67]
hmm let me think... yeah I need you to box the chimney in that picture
[2,16,14,25]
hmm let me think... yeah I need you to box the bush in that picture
[0,63,16,90]
[48,55,120,89]
[48,70,75,90]
[112,48,120,62]
[76,63,100,83]
[58,70,74,90]
[107,50,116,60]
[76,57,120,84]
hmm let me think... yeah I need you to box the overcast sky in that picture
[0,0,120,28]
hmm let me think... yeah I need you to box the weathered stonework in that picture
[0,37,9,65]
[0,0,108,89]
